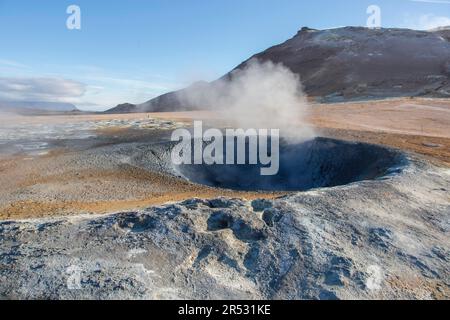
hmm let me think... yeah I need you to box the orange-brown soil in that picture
[1,97,448,220]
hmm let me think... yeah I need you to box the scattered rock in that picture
[422,142,442,148]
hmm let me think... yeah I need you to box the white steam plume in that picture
[177,59,315,142]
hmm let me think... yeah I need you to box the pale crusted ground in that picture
[1,153,448,299]
[0,97,449,220]
[0,98,449,300]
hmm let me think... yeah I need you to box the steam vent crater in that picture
[173,137,406,191]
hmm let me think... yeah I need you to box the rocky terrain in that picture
[0,141,449,299]
[107,27,450,113]
[0,100,448,300]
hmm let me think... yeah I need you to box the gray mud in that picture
[174,137,406,191]
[0,139,448,300]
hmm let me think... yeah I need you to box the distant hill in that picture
[0,101,80,115]
[104,81,211,114]
[106,26,450,113]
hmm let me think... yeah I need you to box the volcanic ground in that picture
[0,98,449,299]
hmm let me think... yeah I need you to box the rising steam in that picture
[177,59,315,141]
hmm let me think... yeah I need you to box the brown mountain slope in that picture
[107,26,450,113]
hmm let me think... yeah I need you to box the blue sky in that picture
[0,0,449,111]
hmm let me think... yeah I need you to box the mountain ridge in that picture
[106,26,450,113]
[0,100,80,115]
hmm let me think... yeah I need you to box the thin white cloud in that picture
[410,0,450,4]
[418,14,450,29]
[0,61,184,111]
[67,72,186,111]
[0,59,28,69]
[404,13,450,30]
[86,75,177,92]
[0,77,86,103]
